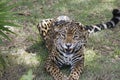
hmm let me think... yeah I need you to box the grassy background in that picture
[0,0,120,80]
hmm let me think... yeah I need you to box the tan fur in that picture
[37,19,88,80]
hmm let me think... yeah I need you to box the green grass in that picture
[0,0,120,80]
[0,0,22,42]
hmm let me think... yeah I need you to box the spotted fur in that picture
[37,9,120,80]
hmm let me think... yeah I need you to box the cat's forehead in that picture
[56,22,81,34]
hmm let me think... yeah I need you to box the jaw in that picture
[56,43,82,54]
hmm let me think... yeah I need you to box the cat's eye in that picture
[73,35,79,39]
[60,33,66,38]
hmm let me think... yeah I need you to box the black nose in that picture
[66,43,72,48]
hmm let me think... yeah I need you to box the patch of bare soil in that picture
[0,65,27,80]
[1,23,120,80]
[0,21,39,80]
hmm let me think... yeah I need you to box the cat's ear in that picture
[37,18,55,37]
[75,22,86,30]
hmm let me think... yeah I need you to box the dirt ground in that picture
[0,0,120,80]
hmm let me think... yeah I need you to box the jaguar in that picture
[37,9,120,80]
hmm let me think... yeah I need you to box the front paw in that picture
[62,75,69,80]
[68,76,79,80]
[68,78,77,80]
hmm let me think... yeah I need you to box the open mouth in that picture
[57,43,82,55]
[65,48,73,54]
